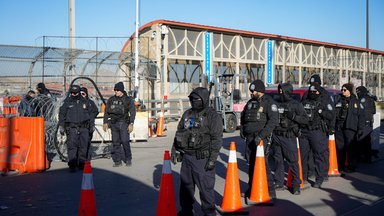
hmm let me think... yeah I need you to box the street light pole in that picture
[69,0,76,82]
[134,0,140,101]
[364,0,369,86]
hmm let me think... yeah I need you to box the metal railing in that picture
[141,98,191,120]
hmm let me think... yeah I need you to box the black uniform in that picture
[80,87,99,160]
[302,84,335,178]
[241,82,278,198]
[356,86,376,163]
[335,92,364,172]
[103,91,136,166]
[299,84,334,187]
[171,87,222,216]
[272,83,308,193]
[59,85,92,170]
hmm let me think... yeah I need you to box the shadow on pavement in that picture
[0,167,159,216]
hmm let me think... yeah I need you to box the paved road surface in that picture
[1,121,383,216]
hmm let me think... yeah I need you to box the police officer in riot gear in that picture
[299,83,334,188]
[103,82,136,167]
[171,87,222,216]
[240,80,278,199]
[356,86,376,163]
[59,85,93,172]
[80,87,99,160]
[272,83,308,195]
[335,83,364,172]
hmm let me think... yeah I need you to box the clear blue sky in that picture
[1,0,383,51]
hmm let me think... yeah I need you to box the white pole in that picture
[134,0,140,101]
[69,0,76,80]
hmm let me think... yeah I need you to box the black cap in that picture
[309,74,321,85]
[114,82,125,91]
[80,87,88,95]
[36,82,46,89]
[70,85,80,94]
[249,80,265,93]
[342,83,354,93]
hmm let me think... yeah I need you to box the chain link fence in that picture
[0,37,160,158]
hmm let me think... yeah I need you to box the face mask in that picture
[357,92,364,99]
[308,92,320,100]
[190,98,203,110]
[280,92,291,102]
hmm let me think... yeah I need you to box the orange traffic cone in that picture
[217,141,247,214]
[155,110,165,137]
[148,125,153,138]
[78,161,97,216]
[328,134,341,176]
[286,138,308,189]
[246,140,273,206]
[156,150,177,216]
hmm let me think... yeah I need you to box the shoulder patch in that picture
[361,98,366,103]
[327,104,333,111]
[271,104,278,112]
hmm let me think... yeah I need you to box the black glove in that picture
[254,136,262,146]
[285,111,295,120]
[59,126,65,135]
[170,147,177,165]
[205,160,215,171]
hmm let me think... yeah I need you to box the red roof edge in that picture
[121,19,384,55]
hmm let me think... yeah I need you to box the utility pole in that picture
[69,0,76,84]
[364,0,369,86]
[134,0,140,101]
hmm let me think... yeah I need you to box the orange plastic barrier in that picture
[1,96,21,117]
[0,118,10,166]
[9,96,21,116]
[2,97,10,116]
[0,117,48,174]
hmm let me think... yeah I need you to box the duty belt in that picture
[305,124,322,131]
[274,130,295,138]
[67,121,89,128]
[184,149,210,160]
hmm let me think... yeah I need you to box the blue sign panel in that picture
[267,40,274,85]
[205,32,212,83]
